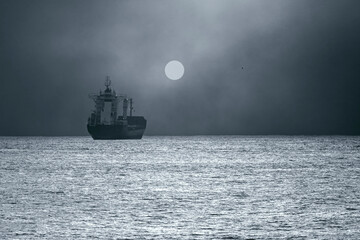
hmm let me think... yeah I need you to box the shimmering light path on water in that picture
[1,136,359,239]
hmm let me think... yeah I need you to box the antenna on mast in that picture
[105,76,111,89]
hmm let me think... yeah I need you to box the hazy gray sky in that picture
[0,0,359,135]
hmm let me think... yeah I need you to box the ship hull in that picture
[87,117,146,140]
[87,125,145,139]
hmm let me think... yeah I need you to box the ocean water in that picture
[0,136,359,239]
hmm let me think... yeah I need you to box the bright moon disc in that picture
[165,60,184,80]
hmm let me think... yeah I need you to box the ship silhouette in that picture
[87,77,147,139]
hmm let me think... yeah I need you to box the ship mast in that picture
[105,76,111,90]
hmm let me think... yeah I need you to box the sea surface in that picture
[0,136,359,239]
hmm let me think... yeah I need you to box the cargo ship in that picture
[87,77,146,139]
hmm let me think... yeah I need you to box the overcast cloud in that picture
[0,0,359,135]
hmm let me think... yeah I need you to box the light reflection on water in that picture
[0,136,359,239]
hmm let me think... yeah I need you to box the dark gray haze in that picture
[1,0,359,135]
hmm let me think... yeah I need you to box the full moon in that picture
[165,60,184,80]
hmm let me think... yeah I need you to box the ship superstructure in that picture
[87,77,146,139]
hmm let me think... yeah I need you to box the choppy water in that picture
[0,136,359,239]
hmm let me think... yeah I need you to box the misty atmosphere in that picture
[1,1,360,239]
[1,0,359,136]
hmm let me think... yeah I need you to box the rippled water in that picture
[0,136,359,239]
